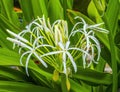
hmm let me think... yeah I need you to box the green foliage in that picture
[0,0,120,92]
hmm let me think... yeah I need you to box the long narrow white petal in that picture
[63,52,67,74]
[69,22,83,38]
[68,47,89,55]
[19,47,23,54]
[33,36,44,47]
[20,51,31,65]
[55,26,63,43]
[33,52,47,68]
[25,53,32,76]
[82,53,86,68]
[87,23,104,28]
[32,21,43,30]
[75,16,86,26]
[69,28,84,38]
[58,42,64,50]
[7,37,32,50]
[64,21,68,38]
[7,29,28,43]
[65,41,70,49]
[93,27,109,33]
[94,45,101,61]
[41,51,63,57]
[35,44,55,50]
[52,20,61,30]
[88,36,101,53]
[66,52,77,72]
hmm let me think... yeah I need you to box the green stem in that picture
[102,14,118,92]
[63,0,67,20]
[93,0,118,91]
[61,74,68,92]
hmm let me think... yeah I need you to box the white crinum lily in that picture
[41,41,88,74]
[69,16,109,68]
[7,15,108,76]
[7,31,55,76]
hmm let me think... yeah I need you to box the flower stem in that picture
[63,0,67,20]
[102,14,118,92]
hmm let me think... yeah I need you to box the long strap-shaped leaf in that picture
[103,0,119,92]
[93,0,120,92]
[0,81,55,92]
[0,48,52,79]
[0,0,20,27]
[72,66,112,85]
[0,66,27,82]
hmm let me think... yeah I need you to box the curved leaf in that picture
[0,48,52,79]
[72,66,112,85]
[0,81,55,92]
[48,0,64,23]
[0,66,28,82]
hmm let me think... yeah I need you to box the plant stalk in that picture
[102,14,118,92]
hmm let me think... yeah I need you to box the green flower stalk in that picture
[7,15,108,76]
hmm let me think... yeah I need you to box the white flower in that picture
[41,41,88,74]
[69,16,109,68]
[7,36,51,76]
[7,15,108,76]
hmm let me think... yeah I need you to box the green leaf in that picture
[0,66,28,82]
[100,0,120,91]
[30,0,42,18]
[19,0,48,22]
[38,0,48,17]
[73,0,91,15]
[0,14,20,32]
[48,0,64,23]
[19,0,33,22]
[87,0,103,23]
[72,66,112,85]
[0,28,12,49]
[106,0,120,36]
[0,81,55,92]
[0,0,19,25]
[29,70,52,88]
[61,74,68,92]
[0,48,52,79]
[67,0,73,9]
[70,79,89,92]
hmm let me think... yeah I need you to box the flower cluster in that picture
[7,15,108,76]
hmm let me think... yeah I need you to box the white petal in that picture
[63,52,67,74]
[68,47,89,55]
[19,47,23,54]
[25,53,32,76]
[87,23,104,28]
[41,51,63,57]
[32,21,43,30]
[52,20,61,30]
[58,42,64,50]
[66,52,77,72]
[88,36,101,56]
[7,29,28,43]
[33,52,47,68]
[64,21,68,38]
[69,22,83,38]
[20,51,31,65]
[82,54,86,68]
[94,27,109,33]
[65,41,70,49]
[35,44,55,50]
[55,26,63,43]
[33,36,44,47]
[7,38,32,50]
